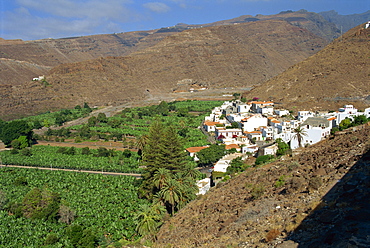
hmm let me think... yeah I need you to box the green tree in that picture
[275,138,290,156]
[22,187,60,221]
[134,204,166,238]
[197,144,226,166]
[156,179,183,215]
[156,101,169,116]
[339,118,352,130]
[97,113,108,123]
[0,120,33,146]
[292,126,307,148]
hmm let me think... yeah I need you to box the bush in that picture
[255,155,274,165]
[250,184,265,199]
[44,233,59,245]
[274,175,286,188]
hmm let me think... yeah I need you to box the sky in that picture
[1,0,369,41]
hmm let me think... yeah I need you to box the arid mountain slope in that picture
[0,9,339,87]
[243,23,370,111]
[0,20,328,120]
[320,10,370,33]
[0,31,178,85]
[154,123,370,248]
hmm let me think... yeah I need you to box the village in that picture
[191,100,370,194]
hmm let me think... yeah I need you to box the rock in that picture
[276,240,299,248]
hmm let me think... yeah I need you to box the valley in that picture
[0,8,370,248]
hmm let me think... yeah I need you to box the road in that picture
[0,164,142,178]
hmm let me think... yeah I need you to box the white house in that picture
[336,105,358,125]
[274,109,290,117]
[241,114,268,132]
[185,146,209,161]
[244,130,263,141]
[196,178,211,195]
[249,101,274,113]
[213,153,244,172]
[297,111,315,122]
[242,145,259,154]
[290,117,331,149]
[262,143,279,156]
[237,103,251,113]
[215,128,243,140]
[203,121,220,132]
[260,106,274,115]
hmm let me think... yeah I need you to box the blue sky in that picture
[1,0,369,40]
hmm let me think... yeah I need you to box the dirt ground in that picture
[35,140,136,152]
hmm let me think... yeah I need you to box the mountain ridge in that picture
[0,19,328,120]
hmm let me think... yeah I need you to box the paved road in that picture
[0,164,142,178]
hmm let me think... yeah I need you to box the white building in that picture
[196,178,211,195]
[297,111,315,122]
[241,114,268,132]
[274,109,290,117]
[291,117,331,149]
[213,153,244,172]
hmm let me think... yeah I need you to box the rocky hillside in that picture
[0,9,339,88]
[0,19,328,120]
[243,23,370,112]
[154,123,370,247]
[0,31,179,85]
[320,10,370,33]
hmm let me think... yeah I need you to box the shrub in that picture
[44,233,59,245]
[251,184,265,199]
[309,176,322,191]
[255,155,274,165]
[275,175,286,188]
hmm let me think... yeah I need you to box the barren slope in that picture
[154,123,370,247]
[0,31,178,85]
[243,23,370,111]
[0,20,328,120]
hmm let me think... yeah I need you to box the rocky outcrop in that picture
[154,123,370,247]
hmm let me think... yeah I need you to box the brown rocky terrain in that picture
[0,10,339,88]
[0,20,327,120]
[243,23,370,112]
[0,31,180,85]
[154,123,370,247]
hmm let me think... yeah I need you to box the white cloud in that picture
[2,0,138,40]
[143,2,171,13]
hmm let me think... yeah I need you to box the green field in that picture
[0,167,148,247]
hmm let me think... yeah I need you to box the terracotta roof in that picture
[226,144,240,150]
[327,117,336,121]
[248,101,274,104]
[244,131,262,134]
[204,121,220,126]
[272,120,280,124]
[186,146,209,153]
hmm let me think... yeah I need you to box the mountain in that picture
[242,23,370,111]
[153,123,370,247]
[0,9,340,88]
[0,31,180,85]
[0,20,328,120]
[176,9,340,41]
[320,10,370,33]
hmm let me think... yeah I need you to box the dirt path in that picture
[35,140,136,152]
[0,164,142,178]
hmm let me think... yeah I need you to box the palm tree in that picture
[156,179,183,215]
[292,126,307,148]
[151,168,172,191]
[134,204,166,238]
[135,134,148,157]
